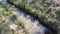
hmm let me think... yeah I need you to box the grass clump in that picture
[0,19,11,34]
[48,18,57,23]
[0,19,5,34]
[39,13,45,19]
[18,22,25,28]
[56,9,60,15]
[40,6,45,11]
[18,2,25,8]
[1,3,6,8]
[32,8,38,15]
[25,5,30,11]
[24,28,29,34]
[10,14,17,21]
[4,7,9,11]
[18,21,29,34]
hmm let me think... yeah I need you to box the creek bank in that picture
[1,0,54,34]
[6,0,58,34]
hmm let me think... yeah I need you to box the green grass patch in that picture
[39,13,45,19]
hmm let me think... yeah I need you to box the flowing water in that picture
[2,0,52,34]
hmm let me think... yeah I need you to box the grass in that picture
[40,6,45,11]
[56,9,60,15]
[32,8,38,15]
[0,18,11,34]
[39,13,45,19]
[18,2,25,8]
[10,14,17,21]
[48,18,57,23]
[25,5,31,11]
[0,2,12,34]
[0,19,4,33]
[7,0,60,34]
[7,0,47,21]
[0,20,4,34]
[0,2,17,21]
[0,1,29,34]
[18,21,29,34]
[0,2,28,34]
[24,28,29,34]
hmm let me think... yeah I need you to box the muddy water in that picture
[2,0,51,34]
